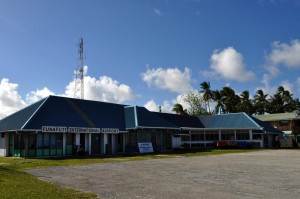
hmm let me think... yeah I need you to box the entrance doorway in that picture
[66,134,75,155]
[80,133,85,149]
[91,134,101,154]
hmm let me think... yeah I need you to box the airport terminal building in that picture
[0,96,280,157]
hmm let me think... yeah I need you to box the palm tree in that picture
[282,89,295,112]
[212,90,224,114]
[172,103,187,115]
[253,89,268,115]
[220,86,240,113]
[268,86,295,113]
[200,81,213,113]
[237,90,254,115]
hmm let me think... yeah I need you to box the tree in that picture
[200,81,213,113]
[182,91,208,116]
[268,86,295,113]
[282,89,295,112]
[220,86,240,113]
[172,103,187,115]
[236,90,254,115]
[253,89,269,115]
[212,90,224,114]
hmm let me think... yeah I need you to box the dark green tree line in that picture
[172,81,299,116]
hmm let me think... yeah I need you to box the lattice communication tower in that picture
[74,38,85,99]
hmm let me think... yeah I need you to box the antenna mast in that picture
[74,38,85,99]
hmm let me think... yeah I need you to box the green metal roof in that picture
[254,112,300,121]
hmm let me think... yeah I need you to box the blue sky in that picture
[1,0,300,118]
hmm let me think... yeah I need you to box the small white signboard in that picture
[42,126,68,133]
[68,127,101,133]
[138,142,154,153]
[102,128,119,134]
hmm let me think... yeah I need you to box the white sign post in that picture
[138,142,154,153]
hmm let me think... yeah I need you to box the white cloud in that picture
[144,99,174,113]
[261,40,300,96]
[141,67,192,94]
[144,93,191,114]
[144,100,160,112]
[26,87,55,104]
[203,47,256,82]
[267,40,300,68]
[0,78,27,119]
[65,75,137,103]
[280,80,293,94]
[0,66,137,119]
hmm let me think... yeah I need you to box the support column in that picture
[63,133,66,156]
[112,134,116,154]
[123,133,126,152]
[234,130,237,140]
[249,130,253,141]
[75,133,80,146]
[88,133,91,155]
[103,134,108,154]
[189,130,191,148]
[204,131,206,148]
[219,130,221,141]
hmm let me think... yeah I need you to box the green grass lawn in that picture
[0,149,261,198]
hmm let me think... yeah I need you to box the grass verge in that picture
[0,149,262,198]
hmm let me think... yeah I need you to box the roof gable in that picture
[198,113,260,129]
[126,106,179,129]
[24,96,127,131]
[0,98,47,132]
[1,96,127,131]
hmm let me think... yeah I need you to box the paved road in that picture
[28,150,300,199]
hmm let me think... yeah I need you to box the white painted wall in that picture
[0,133,7,157]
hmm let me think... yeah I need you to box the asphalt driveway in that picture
[28,150,300,199]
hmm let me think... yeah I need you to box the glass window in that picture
[294,120,300,127]
[137,130,151,142]
[253,134,262,140]
[43,133,50,148]
[37,134,43,149]
[280,121,289,126]
[191,134,204,141]
[66,134,73,145]
[221,131,235,140]
[205,131,219,141]
[50,134,57,149]
[181,135,190,141]
[14,134,24,149]
[56,134,63,148]
[28,134,36,149]
[236,130,250,140]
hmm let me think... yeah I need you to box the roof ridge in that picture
[243,112,261,128]
[21,96,49,129]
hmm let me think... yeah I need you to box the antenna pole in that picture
[74,38,85,99]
